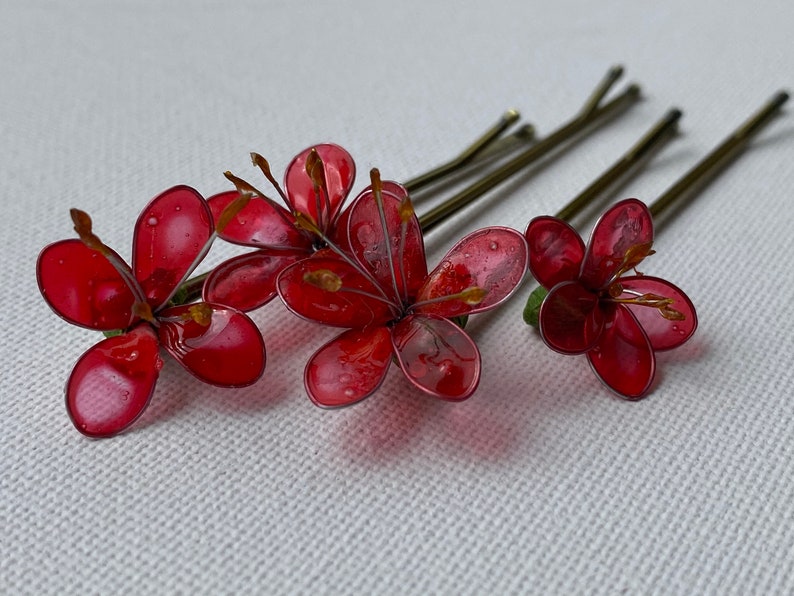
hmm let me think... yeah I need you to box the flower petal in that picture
[277,256,396,327]
[133,185,214,309]
[158,303,266,386]
[346,181,427,301]
[525,216,585,289]
[391,314,480,401]
[415,226,528,318]
[208,190,310,250]
[538,280,604,354]
[587,304,655,399]
[285,144,356,229]
[580,199,654,289]
[202,248,308,312]
[66,324,162,438]
[619,275,698,351]
[38,239,136,331]
[305,327,393,408]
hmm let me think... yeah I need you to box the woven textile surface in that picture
[2,1,793,593]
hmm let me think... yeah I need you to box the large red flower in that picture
[525,198,697,398]
[37,186,266,437]
[276,170,528,407]
[202,144,358,311]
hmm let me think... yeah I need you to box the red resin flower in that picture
[525,198,697,398]
[37,186,266,437]
[202,144,358,311]
[276,170,528,407]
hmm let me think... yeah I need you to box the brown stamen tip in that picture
[132,301,156,323]
[303,269,343,292]
[398,195,415,222]
[250,152,273,177]
[70,208,106,252]
[370,168,383,195]
[622,242,654,270]
[216,193,252,234]
[184,303,213,326]
[660,306,686,321]
[304,148,325,187]
[459,286,488,306]
[223,171,258,196]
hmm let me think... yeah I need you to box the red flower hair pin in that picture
[276,170,528,406]
[37,186,266,437]
[524,91,789,398]
[202,66,640,311]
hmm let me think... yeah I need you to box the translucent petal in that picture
[133,185,214,309]
[158,303,266,386]
[277,256,396,327]
[66,324,161,438]
[202,248,308,312]
[391,314,480,401]
[37,239,136,331]
[346,182,427,301]
[620,275,698,351]
[580,199,653,289]
[538,280,604,354]
[305,327,393,408]
[525,216,585,289]
[207,190,310,249]
[415,226,528,318]
[587,304,655,399]
[284,144,355,229]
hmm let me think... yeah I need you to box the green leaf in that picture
[102,329,124,338]
[452,314,469,329]
[522,286,548,327]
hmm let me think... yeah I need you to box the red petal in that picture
[525,216,585,289]
[538,280,604,354]
[346,182,427,301]
[277,256,396,327]
[132,185,214,309]
[202,248,308,312]
[38,239,136,331]
[305,327,393,407]
[66,324,161,438]
[208,190,310,250]
[284,144,355,229]
[587,304,655,399]
[580,199,654,289]
[415,226,528,318]
[158,304,266,386]
[391,314,480,401]
[620,276,698,351]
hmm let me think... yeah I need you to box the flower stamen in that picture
[370,168,403,302]
[410,285,488,311]
[70,209,148,307]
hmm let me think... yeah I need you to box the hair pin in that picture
[524,90,789,398]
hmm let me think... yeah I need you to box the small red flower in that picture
[37,186,266,437]
[525,198,697,398]
[202,144,358,311]
[276,170,528,407]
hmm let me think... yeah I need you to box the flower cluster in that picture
[524,199,697,398]
[38,146,696,438]
[38,186,265,437]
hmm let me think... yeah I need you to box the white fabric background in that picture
[2,0,793,593]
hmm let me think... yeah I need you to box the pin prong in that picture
[418,70,641,232]
[403,109,526,193]
[554,107,682,221]
[649,90,789,218]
